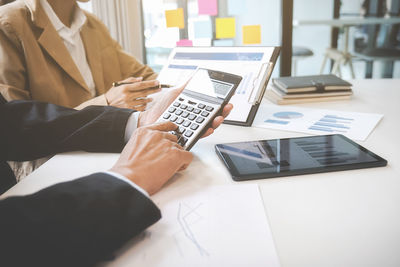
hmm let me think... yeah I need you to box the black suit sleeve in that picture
[0,99,134,162]
[0,173,161,267]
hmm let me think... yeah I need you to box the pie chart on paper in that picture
[273,111,304,119]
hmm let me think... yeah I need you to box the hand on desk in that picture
[138,85,233,138]
[105,77,161,111]
[110,121,193,195]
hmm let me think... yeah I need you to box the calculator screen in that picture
[185,69,234,99]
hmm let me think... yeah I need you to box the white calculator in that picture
[157,68,242,151]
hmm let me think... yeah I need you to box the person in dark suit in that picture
[0,93,232,266]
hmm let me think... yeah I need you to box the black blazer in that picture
[0,97,132,193]
[0,173,161,266]
[0,98,162,266]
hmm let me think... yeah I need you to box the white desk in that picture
[3,79,400,267]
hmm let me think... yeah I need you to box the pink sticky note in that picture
[198,0,218,16]
[176,39,193,47]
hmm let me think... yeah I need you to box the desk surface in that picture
[295,17,400,27]
[3,79,400,267]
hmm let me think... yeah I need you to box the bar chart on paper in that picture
[253,105,384,141]
[309,115,354,133]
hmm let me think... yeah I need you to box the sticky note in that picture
[193,20,213,39]
[215,17,236,39]
[243,25,261,45]
[176,39,193,47]
[213,39,234,46]
[165,8,185,29]
[198,0,218,16]
[227,0,246,15]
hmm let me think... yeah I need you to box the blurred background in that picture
[79,0,400,79]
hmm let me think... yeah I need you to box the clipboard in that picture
[157,46,281,126]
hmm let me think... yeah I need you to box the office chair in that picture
[292,46,314,76]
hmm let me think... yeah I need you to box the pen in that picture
[112,81,173,89]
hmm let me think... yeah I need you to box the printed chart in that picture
[253,105,383,141]
[106,184,280,267]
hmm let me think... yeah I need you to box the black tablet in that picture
[215,134,387,181]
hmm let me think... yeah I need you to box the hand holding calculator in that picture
[157,68,242,151]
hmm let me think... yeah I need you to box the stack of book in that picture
[266,74,353,105]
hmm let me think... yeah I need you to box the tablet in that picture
[215,134,387,181]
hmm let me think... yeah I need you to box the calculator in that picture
[157,68,242,151]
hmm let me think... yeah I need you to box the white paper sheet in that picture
[106,184,280,267]
[156,47,276,123]
[253,105,383,141]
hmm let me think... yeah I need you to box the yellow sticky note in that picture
[243,25,261,45]
[215,17,236,39]
[165,8,185,29]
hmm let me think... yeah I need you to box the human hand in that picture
[138,86,233,138]
[105,77,162,111]
[110,121,193,195]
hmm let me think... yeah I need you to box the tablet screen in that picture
[215,135,387,181]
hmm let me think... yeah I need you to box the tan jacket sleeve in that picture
[0,21,30,101]
[88,13,158,82]
[113,40,158,81]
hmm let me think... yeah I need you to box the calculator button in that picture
[184,130,193,137]
[168,107,176,113]
[181,104,187,110]
[183,121,191,127]
[201,111,210,117]
[205,106,214,112]
[163,113,171,119]
[196,117,205,124]
[178,137,188,147]
[187,106,194,112]
[198,103,206,109]
[173,102,180,107]
[176,118,184,125]
[190,124,199,130]
[181,111,189,118]
[188,114,197,121]
[179,127,186,134]
[193,109,201,114]
[175,109,183,116]
[170,115,177,122]
[178,97,184,101]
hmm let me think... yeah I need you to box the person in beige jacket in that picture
[0,0,161,111]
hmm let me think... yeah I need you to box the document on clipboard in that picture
[157,46,280,126]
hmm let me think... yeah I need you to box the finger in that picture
[201,128,214,138]
[221,103,233,118]
[211,116,224,130]
[125,80,160,92]
[178,163,189,171]
[132,105,146,112]
[118,76,143,84]
[163,132,178,142]
[146,121,178,132]
[126,88,161,99]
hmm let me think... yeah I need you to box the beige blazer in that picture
[0,0,156,108]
